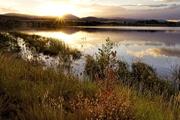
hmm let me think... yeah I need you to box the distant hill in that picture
[62,14,79,20]
[81,16,109,21]
[0,13,82,23]
[4,13,35,17]
[0,13,180,28]
[3,13,55,19]
[1,13,171,22]
[3,13,45,19]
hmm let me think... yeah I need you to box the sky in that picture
[0,0,180,19]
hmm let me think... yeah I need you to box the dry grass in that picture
[0,53,179,119]
[0,37,179,120]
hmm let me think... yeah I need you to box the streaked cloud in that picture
[154,0,179,2]
[0,8,18,13]
[0,0,180,19]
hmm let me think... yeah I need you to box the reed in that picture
[0,36,179,120]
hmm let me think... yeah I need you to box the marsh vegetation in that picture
[0,32,179,120]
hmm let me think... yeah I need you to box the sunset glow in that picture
[1,0,180,119]
[37,2,77,17]
[0,0,180,19]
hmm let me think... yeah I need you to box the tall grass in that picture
[84,38,180,119]
[0,53,136,120]
[0,37,179,119]
[0,53,179,120]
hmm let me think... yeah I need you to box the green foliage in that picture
[0,53,179,120]
[85,38,118,80]
[0,36,179,119]
[135,97,168,120]
[0,33,20,53]
[117,60,130,81]
[85,55,99,80]
[131,62,173,95]
[132,62,157,83]
[0,54,99,119]
[172,66,180,93]
[85,39,173,95]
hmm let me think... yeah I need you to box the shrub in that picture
[117,60,131,82]
[69,87,135,120]
[131,62,173,94]
[0,33,20,53]
[85,38,118,81]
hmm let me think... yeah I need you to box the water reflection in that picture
[127,48,180,58]
[23,27,180,76]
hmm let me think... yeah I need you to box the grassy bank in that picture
[0,32,81,60]
[0,33,179,120]
[0,53,179,120]
[10,32,81,59]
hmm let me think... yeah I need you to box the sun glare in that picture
[38,2,77,17]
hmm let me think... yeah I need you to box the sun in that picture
[38,2,76,17]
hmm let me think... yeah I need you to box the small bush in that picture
[0,33,20,53]
[131,62,173,94]
[69,87,135,120]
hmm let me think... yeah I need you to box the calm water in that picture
[23,26,180,77]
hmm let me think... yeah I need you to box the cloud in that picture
[126,4,180,19]
[165,0,178,1]
[0,7,19,13]
[0,0,180,19]
[80,3,180,19]
[121,4,168,8]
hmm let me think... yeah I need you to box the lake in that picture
[22,26,180,77]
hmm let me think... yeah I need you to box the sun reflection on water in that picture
[25,31,105,51]
[26,31,82,48]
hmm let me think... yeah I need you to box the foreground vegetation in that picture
[0,33,179,119]
[0,53,179,120]
[85,39,176,95]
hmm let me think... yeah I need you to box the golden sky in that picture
[0,0,180,19]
